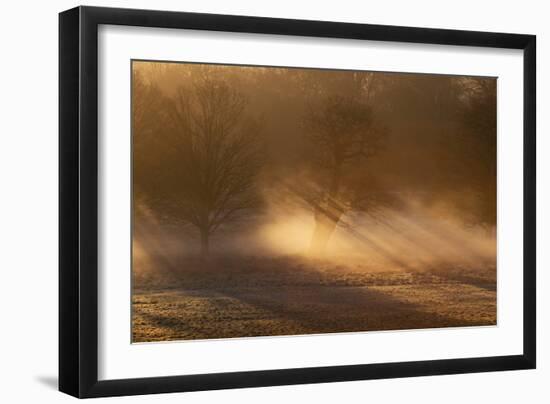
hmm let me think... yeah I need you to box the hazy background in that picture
[132,61,496,273]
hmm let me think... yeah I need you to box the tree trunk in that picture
[200,228,210,259]
[308,164,343,256]
[308,208,341,256]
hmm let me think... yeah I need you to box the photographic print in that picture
[131,60,497,343]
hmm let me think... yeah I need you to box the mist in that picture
[133,61,495,267]
[131,60,497,341]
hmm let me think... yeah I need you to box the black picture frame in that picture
[59,5,536,398]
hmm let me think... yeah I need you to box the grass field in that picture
[132,255,496,342]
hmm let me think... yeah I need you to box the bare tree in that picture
[453,78,497,227]
[163,77,264,257]
[132,69,174,213]
[132,70,166,146]
[303,89,387,255]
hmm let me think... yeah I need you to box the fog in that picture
[132,60,496,275]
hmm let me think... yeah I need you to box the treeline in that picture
[133,62,496,256]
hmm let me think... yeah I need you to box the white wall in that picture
[0,0,546,402]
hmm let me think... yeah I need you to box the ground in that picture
[132,255,496,342]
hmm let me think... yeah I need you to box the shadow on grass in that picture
[133,282,480,342]
[132,254,495,342]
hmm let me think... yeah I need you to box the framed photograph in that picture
[59,6,536,398]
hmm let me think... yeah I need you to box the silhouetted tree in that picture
[132,70,173,211]
[304,86,387,255]
[453,78,497,227]
[373,74,496,228]
[163,78,264,257]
